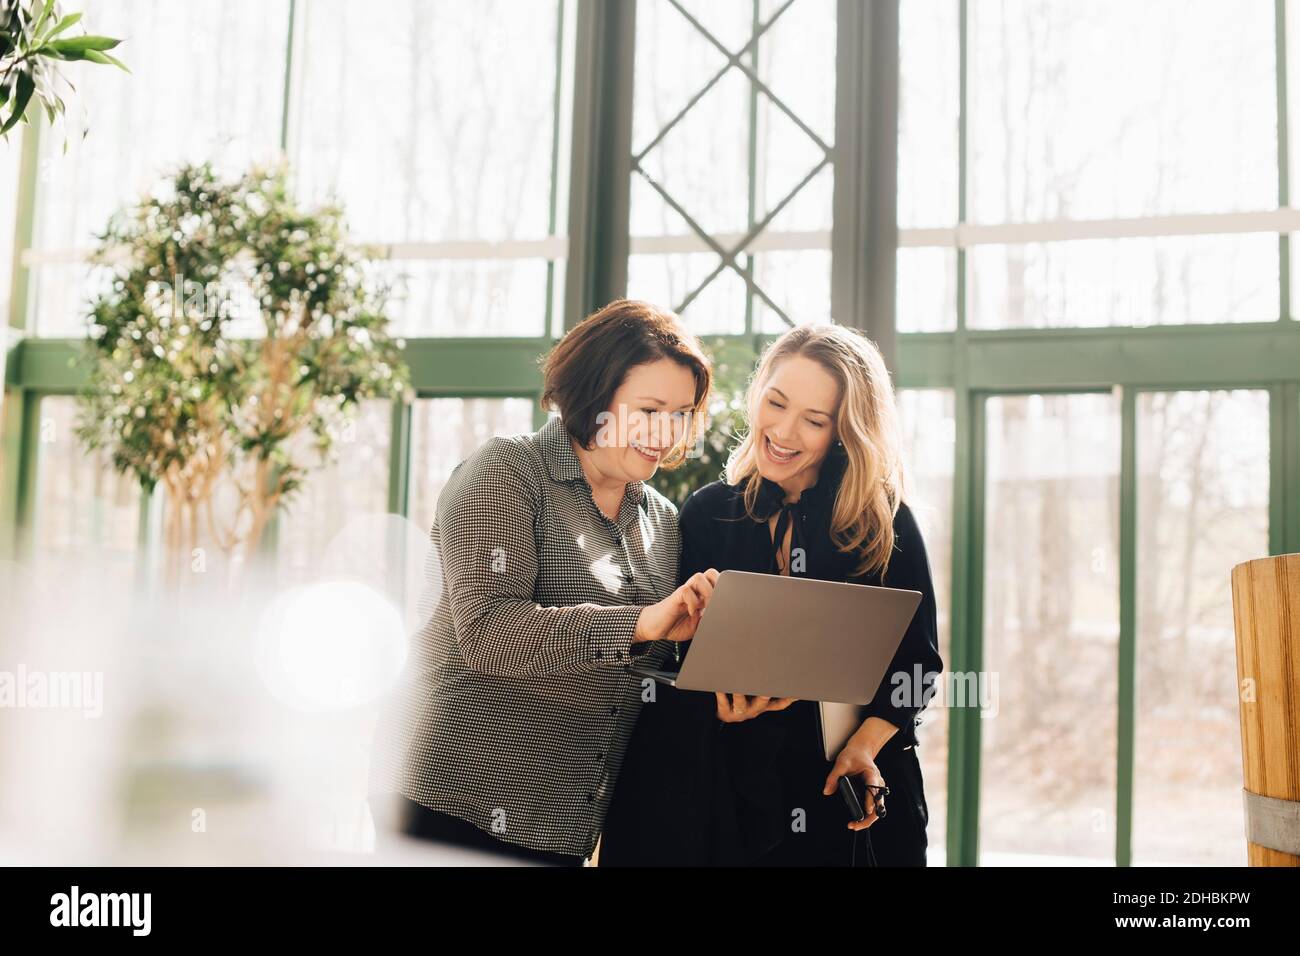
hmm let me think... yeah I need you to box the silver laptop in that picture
[632,569,921,706]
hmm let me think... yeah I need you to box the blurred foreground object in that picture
[0,546,526,866]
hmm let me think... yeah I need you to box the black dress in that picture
[599,444,944,866]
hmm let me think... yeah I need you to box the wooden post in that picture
[1230,553,1300,866]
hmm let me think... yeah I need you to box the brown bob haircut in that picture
[540,299,712,470]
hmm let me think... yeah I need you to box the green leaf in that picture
[99,50,129,72]
[44,34,123,55]
[31,0,58,38]
[76,48,130,72]
[0,71,35,136]
[46,11,83,39]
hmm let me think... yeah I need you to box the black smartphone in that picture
[837,775,866,822]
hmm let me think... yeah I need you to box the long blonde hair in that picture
[725,324,907,579]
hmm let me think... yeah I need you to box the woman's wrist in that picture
[849,716,899,761]
[632,605,651,643]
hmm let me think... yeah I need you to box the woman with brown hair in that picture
[600,322,943,867]
[368,299,719,865]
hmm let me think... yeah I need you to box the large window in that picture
[901,0,1281,332]
[1133,390,1268,866]
[26,0,287,337]
[895,0,1299,867]
[979,393,1120,864]
[897,0,959,332]
[627,0,836,334]
[20,0,577,341]
[8,0,577,571]
[291,0,575,337]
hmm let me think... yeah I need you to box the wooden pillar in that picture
[1231,553,1300,866]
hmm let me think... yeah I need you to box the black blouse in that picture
[599,443,944,865]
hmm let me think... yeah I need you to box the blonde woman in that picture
[600,323,943,867]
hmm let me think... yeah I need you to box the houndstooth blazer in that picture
[367,413,681,859]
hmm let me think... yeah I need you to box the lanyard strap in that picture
[769,501,803,575]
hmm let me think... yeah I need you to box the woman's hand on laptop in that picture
[715,693,797,723]
[633,569,720,643]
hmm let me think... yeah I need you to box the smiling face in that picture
[752,354,841,495]
[579,357,700,485]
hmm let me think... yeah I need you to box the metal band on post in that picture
[1243,789,1300,857]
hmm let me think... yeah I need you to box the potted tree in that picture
[74,161,412,586]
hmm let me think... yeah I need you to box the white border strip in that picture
[900,209,1300,248]
[374,238,570,260]
[22,237,573,266]
[629,229,831,255]
[22,209,1300,267]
